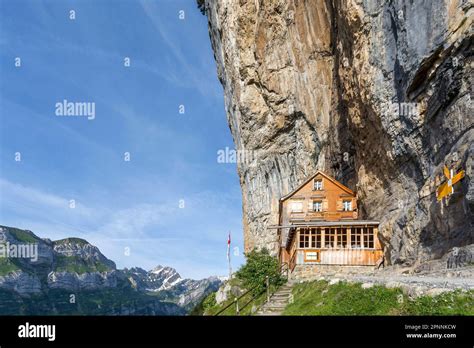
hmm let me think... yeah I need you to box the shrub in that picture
[202,292,217,311]
[236,248,283,295]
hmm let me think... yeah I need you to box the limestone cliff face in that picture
[202,0,473,265]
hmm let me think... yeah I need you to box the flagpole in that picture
[227,232,232,279]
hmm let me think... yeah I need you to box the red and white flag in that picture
[226,232,231,261]
[227,232,232,279]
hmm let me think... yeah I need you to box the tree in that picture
[236,248,283,295]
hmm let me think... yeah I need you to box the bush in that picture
[236,248,283,295]
[202,292,217,311]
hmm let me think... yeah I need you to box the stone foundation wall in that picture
[290,264,376,281]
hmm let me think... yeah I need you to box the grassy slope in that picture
[0,257,20,275]
[191,277,282,316]
[54,255,112,274]
[196,289,270,316]
[283,280,474,315]
[198,280,474,316]
[0,228,39,276]
[7,228,39,243]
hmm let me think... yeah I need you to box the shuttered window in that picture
[291,201,303,212]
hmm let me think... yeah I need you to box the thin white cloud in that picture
[0,177,96,219]
[139,0,222,99]
[97,203,177,238]
[0,177,243,278]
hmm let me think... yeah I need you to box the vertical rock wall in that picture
[203,0,473,265]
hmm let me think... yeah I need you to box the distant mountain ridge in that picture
[123,265,221,310]
[0,225,221,315]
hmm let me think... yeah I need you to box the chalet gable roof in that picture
[280,170,355,201]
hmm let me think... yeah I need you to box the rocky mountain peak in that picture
[145,265,183,291]
[53,237,116,270]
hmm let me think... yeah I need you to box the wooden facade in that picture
[274,171,383,273]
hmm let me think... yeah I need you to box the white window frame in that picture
[313,201,323,212]
[314,179,323,190]
[343,200,352,211]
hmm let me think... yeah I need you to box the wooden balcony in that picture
[290,210,358,221]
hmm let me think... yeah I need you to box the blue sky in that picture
[0,0,244,279]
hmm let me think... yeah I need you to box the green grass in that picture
[8,228,39,243]
[0,257,20,276]
[283,280,474,316]
[197,288,270,316]
[405,290,474,315]
[192,277,281,316]
[54,255,111,274]
[54,238,89,246]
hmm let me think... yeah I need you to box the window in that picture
[336,228,347,248]
[324,228,336,248]
[313,179,323,190]
[343,200,352,211]
[299,229,310,248]
[313,201,323,212]
[299,227,375,250]
[291,201,303,213]
[299,228,322,249]
[363,227,374,248]
[351,227,363,248]
[312,228,322,248]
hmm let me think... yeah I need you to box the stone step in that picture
[267,298,289,304]
[263,302,287,307]
[272,292,292,297]
[262,304,283,308]
[259,307,285,312]
[269,295,290,299]
[255,282,293,316]
[261,308,285,313]
[264,303,287,308]
[256,312,281,316]
[255,310,284,315]
[270,295,291,300]
[263,300,287,305]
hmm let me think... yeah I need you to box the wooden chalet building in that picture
[274,171,383,275]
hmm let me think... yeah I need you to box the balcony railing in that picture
[291,210,358,220]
